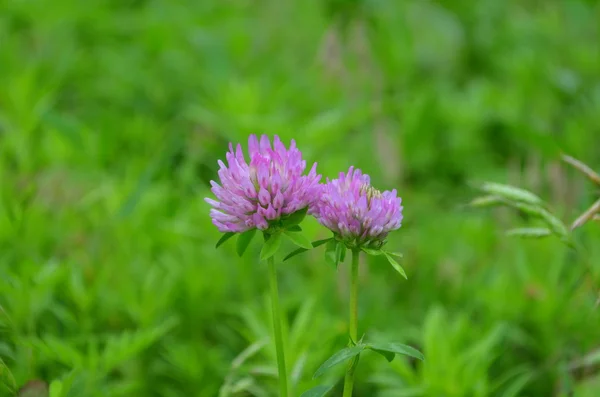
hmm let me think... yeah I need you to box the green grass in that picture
[1,0,600,396]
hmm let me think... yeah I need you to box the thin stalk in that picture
[268,256,289,397]
[343,249,360,397]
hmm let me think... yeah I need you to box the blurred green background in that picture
[1,0,600,396]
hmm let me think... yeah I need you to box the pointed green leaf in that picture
[384,253,407,279]
[283,238,334,262]
[283,248,309,261]
[300,385,332,397]
[216,232,236,249]
[325,241,345,267]
[324,239,338,266]
[313,345,365,379]
[312,238,334,248]
[362,247,383,256]
[506,228,552,239]
[335,242,346,266]
[284,230,313,249]
[282,207,308,227]
[236,229,257,256]
[260,233,282,260]
[372,348,395,362]
[384,251,404,258]
[286,225,302,232]
[367,342,424,361]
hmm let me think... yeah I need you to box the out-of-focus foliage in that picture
[1,0,599,396]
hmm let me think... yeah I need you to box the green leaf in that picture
[324,239,338,266]
[282,237,334,262]
[286,225,302,232]
[367,342,424,361]
[260,233,282,260]
[282,207,308,227]
[372,348,395,362]
[313,345,365,378]
[335,242,345,266]
[361,247,383,256]
[384,251,404,258]
[283,247,309,262]
[481,182,543,206]
[300,385,332,397]
[506,228,552,239]
[312,238,335,248]
[384,253,407,279]
[339,244,347,262]
[216,232,235,249]
[325,240,346,267]
[236,229,256,256]
[284,230,313,249]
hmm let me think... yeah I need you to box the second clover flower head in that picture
[314,166,403,249]
[206,134,322,233]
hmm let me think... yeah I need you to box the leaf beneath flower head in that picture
[324,239,337,266]
[216,232,236,249]
[300,385,332,397]
[236,229,257,257]
[336,242,346,265]
[339,244,347,263]
[284,230,313,249]
[325,240,345,267]
[282,207,308,227]
[384,253,407,279]
[286,225,302,232]
[361,247,383,256]
[283,238,334,261]
[312,238,335,248]
[260,233,282,260]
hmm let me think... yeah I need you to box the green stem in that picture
[343,249,360,397]
[268,256,289,397]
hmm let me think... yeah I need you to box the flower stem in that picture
[343,249,361,397]
[268,256,289,397]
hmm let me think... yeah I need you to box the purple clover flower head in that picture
[206,134,321,233]
[314,167,403,249]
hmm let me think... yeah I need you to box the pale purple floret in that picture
[206,134,322,233]
[314,167,403,248]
